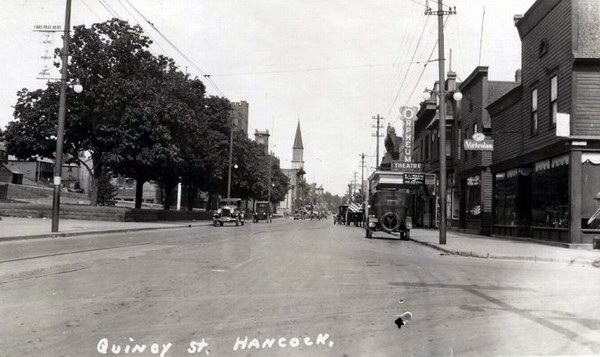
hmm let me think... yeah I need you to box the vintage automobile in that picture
[253,201,273,223]
[334,205,348,225]
[366,189,412,240]
[213,198,245,227]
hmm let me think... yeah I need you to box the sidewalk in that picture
[0,216,210,241]
[409,229,600,266]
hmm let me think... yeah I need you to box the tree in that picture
[179,96,231,211]
[5,19,186,207]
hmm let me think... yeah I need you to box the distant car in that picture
[253,201,272,223]
[213,198,245,227]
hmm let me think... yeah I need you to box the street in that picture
[1,219,600,356]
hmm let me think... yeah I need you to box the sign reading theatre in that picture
[391,161,422,172]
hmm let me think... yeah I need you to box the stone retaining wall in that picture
[0,203,212,222]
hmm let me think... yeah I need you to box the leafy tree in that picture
[97,175,118,206]
[179,96,231,211]
[5,19,184,207]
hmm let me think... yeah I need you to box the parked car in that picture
[366,189,412,239]
[253,201,272,223]
[334,205,348,225]
[213,198,245,227]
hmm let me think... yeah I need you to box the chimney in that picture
[515,69,522,83]
[513,14,523,26]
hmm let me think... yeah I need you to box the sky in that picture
[0,0,536,196]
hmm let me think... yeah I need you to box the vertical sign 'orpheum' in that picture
[401,106,417,163]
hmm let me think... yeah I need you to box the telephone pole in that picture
[359,153,366,201]
[372,114,384,169]
[426,0,456,245]
[51,0,72,232]
[352,171,358,197]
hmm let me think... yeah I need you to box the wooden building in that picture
[456,67,519,235]
[488,0,600,244]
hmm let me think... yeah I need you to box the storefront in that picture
[581,154,600,231]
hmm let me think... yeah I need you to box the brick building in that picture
[230,101,249,135]
[488,0,600,244]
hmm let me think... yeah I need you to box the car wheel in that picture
[219,222,224,227]
[236,219,239,227]
[241,221,245,226]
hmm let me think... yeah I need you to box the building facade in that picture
[230,101,249,135]
[254,129,270,154]
[414,75,459,228]
[488,0,600,244]
[456,67,519,235]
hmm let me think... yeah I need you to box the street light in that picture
[421,90,462,102]
[422,87,462,245]
[72,81,83,93]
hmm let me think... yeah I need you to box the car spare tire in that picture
[380,212,400,233]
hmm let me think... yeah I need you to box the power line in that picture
[385,15,431,120]
[123,0,225,97]
[94,0,162,57]
[392,14,451,127]
[79,0,102,20]
[97,0,118,18]
[209,61,422,77]
[114,0,170,56]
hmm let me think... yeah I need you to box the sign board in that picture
[404,173,425,185]
[391,161,422,172]
[556,113,570,137]
[464,139,494,151]
[467,175,480,186]
[472,132,485,142]
[33,25,63,32]
[400,107,418,162]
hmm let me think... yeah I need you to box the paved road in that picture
[1,219,599,356]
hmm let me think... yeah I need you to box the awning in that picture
[348,203,362,213]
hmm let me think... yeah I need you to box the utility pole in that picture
[426,0,456,245]
[372,114,384,169]
[359,153,366,201]
[267,151,272,203]
[227,117,234,199]
[51,0,72,232]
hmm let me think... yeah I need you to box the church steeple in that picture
[292,120,304,170]
[293,121,303,149]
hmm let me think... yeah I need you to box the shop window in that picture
[494,168,532,226]
[549,75,558,128]
[531,88,538,135]
[531,156,569,227]
[465,175,481,220]
[582,155,600,229]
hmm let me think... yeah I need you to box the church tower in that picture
[292,121,304,170]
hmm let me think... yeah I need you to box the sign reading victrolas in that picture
[464,132,494,151]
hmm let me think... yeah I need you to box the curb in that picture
[0,223,211,242]
[407,237,592,265]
